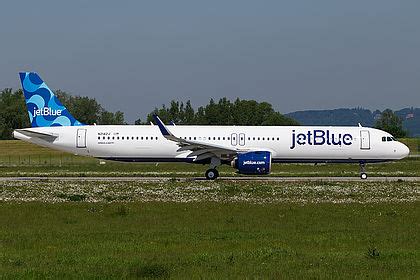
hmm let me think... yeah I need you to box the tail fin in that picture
[19,72,83,127]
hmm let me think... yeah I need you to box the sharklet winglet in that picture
[153,115,172,136]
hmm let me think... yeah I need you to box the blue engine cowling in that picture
[231,151,272,175]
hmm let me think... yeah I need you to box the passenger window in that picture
[253,137,255,140]
[218,137,220,140]
[132,137,134,140]
[277,137,279,141]
[387,137,392,142]
[382,137,386,142]
[228,137,230,140]
[146,137,148,140]
[98,136,100,140]
[141,137,143,140]
[156,137,158,140]
[223,137,225,140]
[136,137,139,140]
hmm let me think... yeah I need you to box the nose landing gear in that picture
[359,162,368,180]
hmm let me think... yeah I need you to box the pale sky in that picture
[1,0,419,122]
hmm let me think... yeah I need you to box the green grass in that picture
[1,175,419,278]
[1,201,419,279]
[1,140,420,177]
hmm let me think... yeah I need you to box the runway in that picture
[1,176,420,182]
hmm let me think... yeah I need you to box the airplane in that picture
[13,72,410,180]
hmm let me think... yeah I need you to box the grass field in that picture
[0,140,420,178]
[1,180,419,278]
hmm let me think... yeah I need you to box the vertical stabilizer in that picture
[19,72,83,127]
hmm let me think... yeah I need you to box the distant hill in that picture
[286,107,420,137]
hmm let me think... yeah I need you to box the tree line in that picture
[374,109,407,138]
[139,97,300,126]
[0,87,407,140]
[0,89,299,140]
[143,99,407,137]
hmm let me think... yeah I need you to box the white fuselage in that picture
[13,125,409,164]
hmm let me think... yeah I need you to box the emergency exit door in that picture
[231,133,246,146]
[360,130,370,150]
[77,129,87,148]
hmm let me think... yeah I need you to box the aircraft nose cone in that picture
[400,143,410,158]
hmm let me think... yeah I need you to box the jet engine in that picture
[231,151,271,175]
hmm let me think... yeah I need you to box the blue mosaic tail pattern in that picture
[19,72,84,127]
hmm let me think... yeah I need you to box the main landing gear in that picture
[205,157,221,180]
[359,162,368,180]
[205,169,219,180]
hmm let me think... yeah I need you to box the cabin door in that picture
[360,130,370,150]
[76,129,87,148]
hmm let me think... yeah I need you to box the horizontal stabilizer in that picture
[14,129,58,142]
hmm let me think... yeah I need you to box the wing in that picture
[153,115,248,161]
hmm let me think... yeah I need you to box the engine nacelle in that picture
[231,151,271,175]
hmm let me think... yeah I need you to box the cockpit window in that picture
[383,136,396,142]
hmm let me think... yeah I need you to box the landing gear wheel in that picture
[205,169,219,180]
[359,162,367,180]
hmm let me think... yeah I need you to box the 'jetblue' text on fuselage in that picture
[290,129,353,149]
